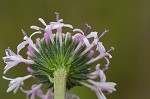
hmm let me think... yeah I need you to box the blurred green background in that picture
[0,0,150,99]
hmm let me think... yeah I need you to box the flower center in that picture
[28,33,92,89]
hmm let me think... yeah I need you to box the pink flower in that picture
[80,64,116,99]
[21,84,43,99]
[3,13,116,99]
[3,75,32,94]
[17,30,41,54]
[3,48,34,74]
[30,13,73,46]
[87,42,114,70]
[72,24,98,55]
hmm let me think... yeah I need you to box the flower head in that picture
[3,13,116,99]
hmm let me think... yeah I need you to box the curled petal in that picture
[30,31,42,38]
[30,26,40,30]
[73,33,83,41]
[3,62,19,74]
[97,82,116,94]
[17,41,28,54]
[73,29,84,35]
[21,84,43,99]
[38,18,47,26]
[45,26,54,44]
[99,70,106,82]
[87,80,116,98]
[97,42,106,53]
[88,79,116,94]
[51,23,73,30]
[88,64,107,82]
[87,41,113,65]
[103,57,110,71]
[5,48,16,56]
[80,81,106,99]
[63,24,73,29]
[86,32,98,38]
[50,19,63,24]
[83,38,90,47]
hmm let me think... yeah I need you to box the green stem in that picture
[54,68,67,99]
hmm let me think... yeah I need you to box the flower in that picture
[80,64,116,99]
[3,48,34,74]
[17,30,41,54]
[3,75,33,94]
[73,24,98,55]
[87,42,114,70]
[30,12,73,46]
[21,84,43,99]
[21,86,79,99]
[3,13,116,99]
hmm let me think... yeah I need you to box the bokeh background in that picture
[0,0,150,99]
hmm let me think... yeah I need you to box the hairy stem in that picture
[54,68,67,99]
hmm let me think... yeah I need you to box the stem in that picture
[54,68,67,99]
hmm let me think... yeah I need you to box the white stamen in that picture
[99,29,109,39]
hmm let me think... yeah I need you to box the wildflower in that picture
[87,42,114,70]
[21,85,79,99]
[80,64,116,99]
[3,13,116,99]
[21,84,43,99]
[3,75,33,94]
[3,48,34,74]
[17,30,41,54]
[73,24,98,55]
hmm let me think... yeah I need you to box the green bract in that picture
[29,34,92,89]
